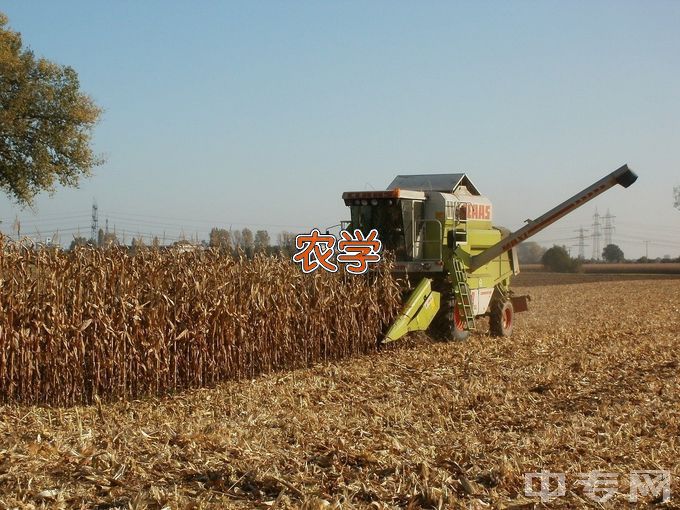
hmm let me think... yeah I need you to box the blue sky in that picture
[1,1,679,257]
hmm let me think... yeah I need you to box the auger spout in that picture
[468,165,638,273]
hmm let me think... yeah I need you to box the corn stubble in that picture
[0,276,677,508]
[0,241,401,405]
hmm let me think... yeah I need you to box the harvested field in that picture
[522,262,680,275]
[580,262,680,274]
[514,270,680,287]
[1,277,678,508]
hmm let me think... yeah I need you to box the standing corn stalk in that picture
[0,237,400,405]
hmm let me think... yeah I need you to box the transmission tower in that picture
[591,208,601,260]
[12,215,20,240]
[90,200,99,242]
[574,226,589,259]
[603,209,615,246]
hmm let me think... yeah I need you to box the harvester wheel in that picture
[490,299,514,337]
[436,298,470,342]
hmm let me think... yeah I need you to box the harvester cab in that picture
[341,165,638,343]
[344,174,490,270]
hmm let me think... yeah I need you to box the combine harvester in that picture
[341,165,638,342]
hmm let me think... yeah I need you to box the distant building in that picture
[171,240,202,253]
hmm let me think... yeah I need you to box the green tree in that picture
[602,243,624,263]
[541,245,580,273]
[0,13,102,205]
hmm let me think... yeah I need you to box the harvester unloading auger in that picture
[341,165,638,342]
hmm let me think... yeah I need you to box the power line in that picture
[15,215,90,224]
[531,235,581,243]
[104,210,314,230]
[614,234,680,249]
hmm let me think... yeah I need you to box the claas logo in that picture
[464,203,492,220]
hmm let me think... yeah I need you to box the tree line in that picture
[66,227,299,257]
[518,241,680,273]
[207,228,298,257]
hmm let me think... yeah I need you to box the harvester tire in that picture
[436,298,470,342]
[490,299,514,337]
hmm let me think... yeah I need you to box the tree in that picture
[241,228,254,256]
[231,229,242,250]
[97,228,119,248]
[130,237,146,254]
[277,231,297,256]
[602,243,624,263]
[208,228,231,251]
[541,245,580,273]
[69,235,89,250]
[0,13,102,205]
[516,241,546,264]
[674,185,680,210]
[254,229,270,253]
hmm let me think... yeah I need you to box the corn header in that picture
[341,165,638,342]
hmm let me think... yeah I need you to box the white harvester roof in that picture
[387,173,480,195]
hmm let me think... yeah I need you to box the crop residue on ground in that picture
[0,276,678,508]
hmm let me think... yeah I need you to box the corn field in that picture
[0,240,401,405]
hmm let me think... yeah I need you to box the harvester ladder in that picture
[452,258,475,330]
